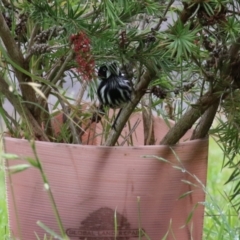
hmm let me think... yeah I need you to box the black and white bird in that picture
[97,63,132,129]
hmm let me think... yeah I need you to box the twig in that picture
[191,55,214,81]
[76,80,88,106]
[43,61,62,89]
[36,51,74,114]
[52,91,82,144]
[120,118,141,146]
[226,10,240,15]
[42,51,74,97]
[81,10,95,19]
[154,0,174,31]
[25,24,40,61]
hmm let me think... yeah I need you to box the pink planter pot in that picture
[4,116,208,240]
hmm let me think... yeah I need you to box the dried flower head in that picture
[70,31,95,81]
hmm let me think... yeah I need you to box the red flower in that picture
[70,32,95,81]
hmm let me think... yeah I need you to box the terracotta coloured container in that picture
[4,114,208,240]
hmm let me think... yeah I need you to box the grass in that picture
[0,156,8,239]
[203,138,240,239]
[0,137,238,239]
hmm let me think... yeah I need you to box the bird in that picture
[97,63,132,130]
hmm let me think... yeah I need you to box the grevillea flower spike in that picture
[70,31,95,81]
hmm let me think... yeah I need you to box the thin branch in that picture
[35,51,74,115]
[43,61,62,88]
[76,80,88,106]
[81,10,95,19]
[43,51,74,96]
[191,55,214,81]
[25,24,40,62]
[154,0,174,31]
[226,10,240,15]
[54,92,81,144]
[120,118,141,146]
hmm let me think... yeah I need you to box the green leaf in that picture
[181,180,198,187]
[1,153,19,159]
[182,203,199,227]
[25,157,40,169]
[8,164,31,174]
[178,190,194,200]
[37,221,63,240]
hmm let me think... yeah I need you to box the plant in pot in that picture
[1,1,240,239]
